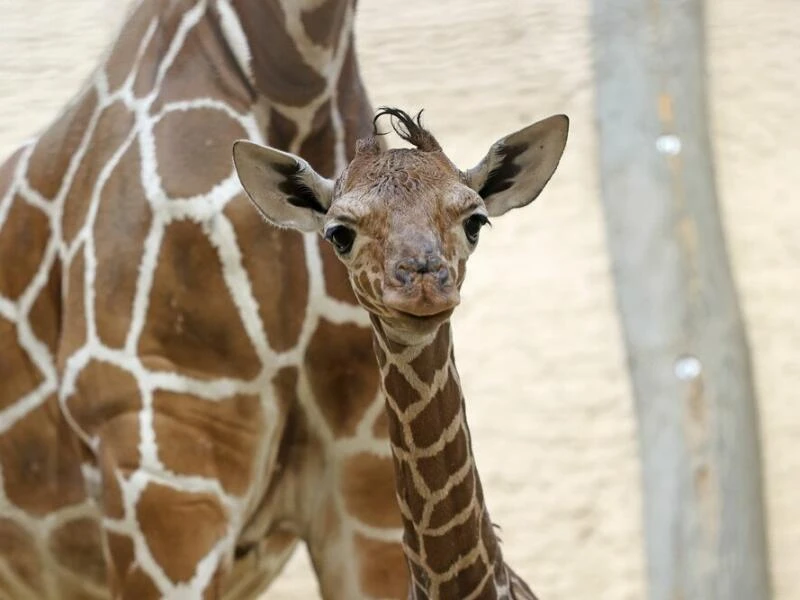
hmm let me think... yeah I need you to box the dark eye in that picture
[463,214,490,244]
[324,224,356,255]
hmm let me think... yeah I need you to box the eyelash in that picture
[463,213,490,244]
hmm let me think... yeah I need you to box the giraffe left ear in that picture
[464,115,569,217]
[233,140,334,232]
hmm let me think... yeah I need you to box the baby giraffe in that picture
[233,108,568,599]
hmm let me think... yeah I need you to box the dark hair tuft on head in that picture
[372,107,441,152]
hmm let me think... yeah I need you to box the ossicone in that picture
[372,106,442,152]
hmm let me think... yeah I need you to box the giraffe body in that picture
[234,109,569,598]
[0,1,409,598]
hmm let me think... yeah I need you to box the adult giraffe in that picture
[0,0,407,598]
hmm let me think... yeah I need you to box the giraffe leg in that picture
[300,317,409,599]
[221,530,299,599]
[304,474,409,600]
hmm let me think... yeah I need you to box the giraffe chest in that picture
[61,178,384,502]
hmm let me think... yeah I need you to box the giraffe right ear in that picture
[232,140,334,232]
[464,115,568,217]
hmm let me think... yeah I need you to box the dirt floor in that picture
[0,1,797,598]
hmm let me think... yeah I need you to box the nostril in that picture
[425,255,443,273]
[393,255,447,285]
[394,266,412,285]
[394,259,419,284]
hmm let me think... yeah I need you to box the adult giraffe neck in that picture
[220,0,351,101]
[370,315,508,599]
[212,0,371,175]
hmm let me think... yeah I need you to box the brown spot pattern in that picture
[68,360,142,446]
[152,390,263,495]
[131,10,182,99]
[372,335,386,366]
[383,364,417,413]
[93,142,151,348]
[49,518,107,586]
[301,0,347,50]
[0,196,51,301]
[62,101,135,245]
[409,324,450,384]
[150,16,251,114]
[0,316,42,409]
[339,453,402,529]
[154,108,246,198]
[437,555,491,600]
[371,408,390,439]
[0,146,23,202]
[355,271,374,303]
[28,257,61,356]
[0,518,45,596]
[120,567,161,599]
[336,39,376,158]
[27,88,99,200]
[305,318,379,437]
[415,426,469,495]
[402,515,421,556]
[58,249,87,368]
[237,0,326,106]
[353,533,409,599]
[298,100,336,176]
[319,237,359,304]
[104,1,159,91]
[136,482,227,583]
[257,367,306,506]
[395,457,426,523]
[410,374,461,450]
[139,219,261,380]
[105,531,135,594]
[267,106,299,150]
[99,451,128,521]
[225,196,308,352]
[426,456,473,531]
[423,510,480,575]
[0,397,85,515]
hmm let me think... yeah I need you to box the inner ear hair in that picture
[273,160,327,214]
[476,143,526,199]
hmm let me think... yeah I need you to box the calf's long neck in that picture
[371,316,510,599]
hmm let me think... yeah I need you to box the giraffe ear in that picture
[464,115,569,217]
[233,140,334,232]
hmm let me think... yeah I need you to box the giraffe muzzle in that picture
[384,256,460,318]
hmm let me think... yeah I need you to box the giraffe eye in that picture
[324,224,356,255]
[463,213,490,245]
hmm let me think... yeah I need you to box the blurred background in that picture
[1,0,797,598]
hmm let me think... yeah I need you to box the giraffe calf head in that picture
[233,107,568,338]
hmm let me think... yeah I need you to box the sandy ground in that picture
[1,1,797,598]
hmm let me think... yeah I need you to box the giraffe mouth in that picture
[383,293,459,321]
[392,307,454,322]
[382,282,460,318]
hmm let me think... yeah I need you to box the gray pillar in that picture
[590,1,771,599]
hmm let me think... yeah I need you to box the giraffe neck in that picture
[221,0,352,97]
[371,316,511,600]
[216,0,369,172]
